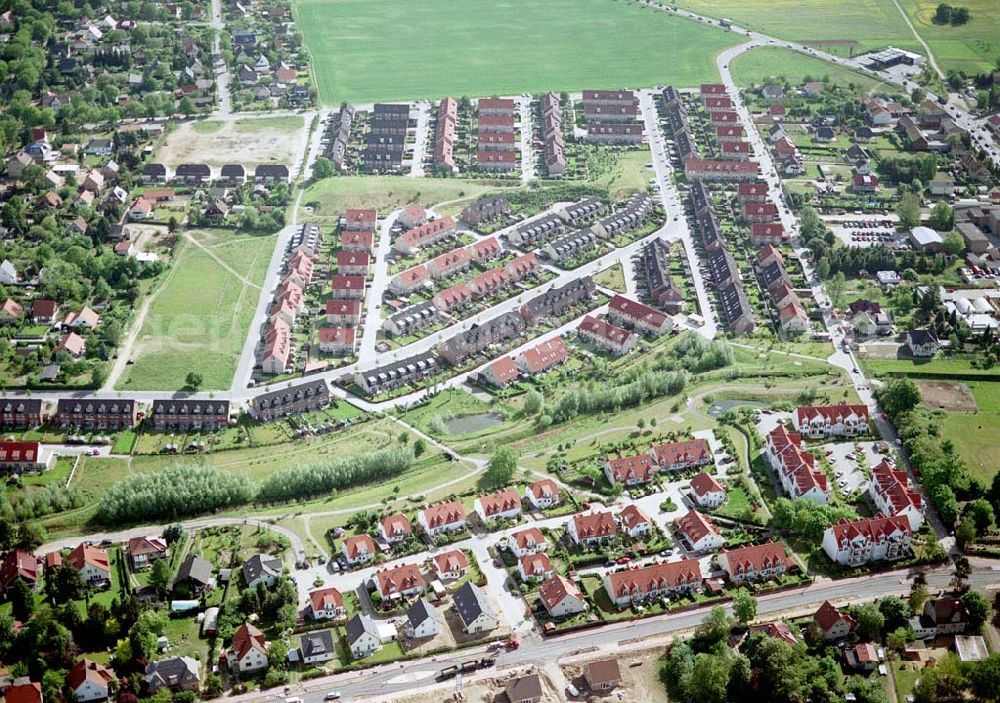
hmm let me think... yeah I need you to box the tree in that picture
[413,438,426,457]
[178,97,196,115]
[878,377,921,417]
[691,652,730,703]
[44,563,86,604]
[148,558,172,596]
[959,591,990,633]
[879,596,910,632]
[956,516,977,550]
[968,653,1000,700]
[827,271,846,309]
[852,602,885,642]
[909,582,930,614]
[965,498,995,532]
[897,192,922,229]
[185,371,203,389]
[732,590,758,625]
[524,390,543,414]
[887,626,913,651]
[953,556,971,584]
[693,606,733,650]
[10,579,35,622]
[163,524,184,544]
[928,201,955,231]
[202,673,223,699]
[934,3,953,24]
[312,157,334,179]
[485,447,518,488]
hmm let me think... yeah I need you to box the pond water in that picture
[707,399,768,416]
[442,412,505,435]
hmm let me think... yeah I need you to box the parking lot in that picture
[821,440,894,498]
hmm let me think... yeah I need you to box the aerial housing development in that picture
[0,0,998,702]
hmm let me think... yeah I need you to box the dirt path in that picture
[104,238,188,389]
[889,0,945,79]
[181,230,263,290]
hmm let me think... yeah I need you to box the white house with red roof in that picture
[126,535,168,571]
[482,356,519,387]
[765,424,830,504]
[618,504,652,539]
[525,478,560,509]
[813,600,856,640]
[567,511,618,547]
[0,549,39,595]
[224,623,268,674]
[518,553,554,582]
[66,544,110,586]
[378,513,412,544]
[418,500,466,536]
[603,453,655,487]
[675,510,724,553]
[822,516,912,566]
[516,337,567,376]
[343,208,377,231]
[793,403,870,439]
[602,559,702,608]
[373,562,424,599]
[539,574,588,618]
[67,659,116,702]
[690,472,726,509]
[509,527,547,558]
[341,534,377,566]
[474,489,522,523]
[432,549,468,581]
[308,586,345,620]
[607,295,673,337]
[577,315,636,356]
[649,438,712,472]
[868,460,924,530]
[717,541,792,584]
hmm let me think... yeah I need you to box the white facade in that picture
[73,680,109,702]
[349,632,381,660]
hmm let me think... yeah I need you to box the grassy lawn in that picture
[673,0,918,56]
[295,0,738,104]
[580,147,655,202]
[938,380,1000,486]
[300,177,517,220]
[594,263,627,293]
[860,355,1000,377]
[729,46,889,90]
[117,229,275,391]
[896,0,1000,73]
[893,661,922,703]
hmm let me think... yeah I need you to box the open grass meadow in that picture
[938,380,1000,485]
[729,46,890,91]
[294,0,739,104]
[674,0,918,57]
[896,0,1000,74]
[117,229,275,391]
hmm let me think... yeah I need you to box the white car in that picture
[324,694,342,701]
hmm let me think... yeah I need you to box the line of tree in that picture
[255,446,414,503]
[94,463,254,524]
[549,369,687,425]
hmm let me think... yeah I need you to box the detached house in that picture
[539,574,588,618]
[509,527,547,558]
[341,534,377,566]
[813,600,856,640]
[379,513,412,544]
[344,615,381,659]
[67,659,116,702]
[145,657,200,693]
[242,554,282,589]
[452,582,498,634]
[405,598,443,639]
[675,510,724,553]
[431,549,468,581]
[225,623,268,675]
[308,587,344,621]
[690,472,726,509]
[525,478,560,509]
[126,536,167,571]
[66,544,111,587]
[373,562,424,600]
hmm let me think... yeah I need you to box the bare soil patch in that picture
[917,381,978,412]
[157,116,305,170]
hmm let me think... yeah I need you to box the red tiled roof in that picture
[795,403,869,427]
[571,511,617,540]
[527,478,559,502]
[519,552,552,577]
[720,541,791,575]
[421,500,466,528]
[374,562,423,596]
[827,515,911,546]
[605,453,655,484]
[676,510,720,545]
[309,586,343,613]
[690,471,724,497]
[814,600,855,633]
[539,574,584,611]
[605,559,702,598]
[380,513,412,538]
[518,337,567,374]
[511,527,546,551]
[609,295,668,329]
[578,315,634,347]
[432,549,468,574]
[477,489,521,517]
[343,533,376,559]
[619,504,650,531]
[67,659,115,692]
[650,438,711,467]
[326,299,362,317]
[485,356,518,385]
[230,622,266,661]
[66,543,109,573]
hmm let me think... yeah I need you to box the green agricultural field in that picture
[938,381,1000,485]
[117,229,275,391]
[896,0,1000,74]
[674,0,919,57]
[294,0,739,104]
[729,46,889,91]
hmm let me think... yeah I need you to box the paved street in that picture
[408,102,431,178]
[517,95,536,181]
[357,210,402,366]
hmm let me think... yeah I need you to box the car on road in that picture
[324,693,342,701]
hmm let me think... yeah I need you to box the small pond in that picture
[442,412,505,435]
[707,399,768,416]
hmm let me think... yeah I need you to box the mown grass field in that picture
[117,229,274,391]
[897,0,1000,73]
[729,46,889,90]
[674,0,918,57]
[295,0,739,104]
[938,380,1000,485]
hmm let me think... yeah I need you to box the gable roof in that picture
[452,582,495,627]
[539,573,584,611]
[309,586,343,613]
[690,471,724,497]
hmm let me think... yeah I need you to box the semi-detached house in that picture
[418,500,466,536]
[717,541,792,584]
[602,559,702,608]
